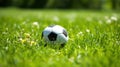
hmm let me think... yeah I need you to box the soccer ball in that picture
[41,25,69,46]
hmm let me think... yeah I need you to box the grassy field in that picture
[0,8,120,67]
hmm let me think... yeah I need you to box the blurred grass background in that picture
[0,0,120,10]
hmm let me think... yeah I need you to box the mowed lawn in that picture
[0,8,120,67]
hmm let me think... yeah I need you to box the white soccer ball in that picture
[42,25,69,46]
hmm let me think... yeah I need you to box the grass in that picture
[0,8,120,67]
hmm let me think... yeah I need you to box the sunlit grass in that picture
[0,8,120,67]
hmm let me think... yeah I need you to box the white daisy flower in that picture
[86,29,90,33]
[111,16,117,21]
[77,31,83,36]
[33,22,39,26]
[106,19,112,24]
[53,16,59,22]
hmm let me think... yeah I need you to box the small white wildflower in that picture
[78,31,83,35]
[33,22,39,26]
[19,38,23,41]
[77,31,83,36]
[78,45,81,48]
[53,16,59,22]
[104,16,109,20]
[19,38,27,44]
[77,54,81,59]
[86,29,90,33]
[111,16,117,21]
[106,19,112,24]
[5,46,8,50]
[69,57,74,63]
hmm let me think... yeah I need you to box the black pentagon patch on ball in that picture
[63,29,67,37]
[48,32,57,41]
[48,25,55,27]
